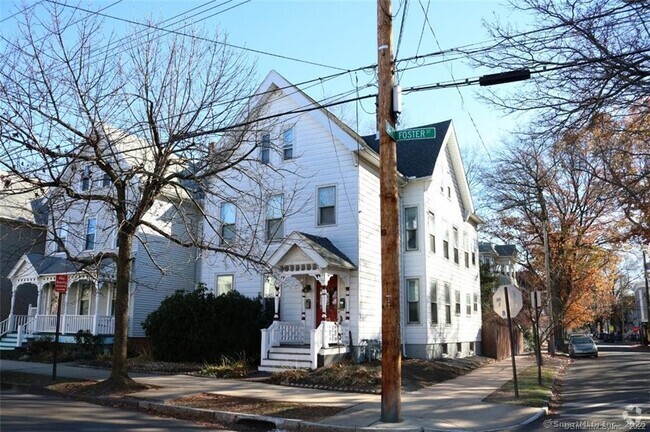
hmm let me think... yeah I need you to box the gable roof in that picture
[26,253,81,275]
[253,70,371,154]
[267,231,356,271]
[361,120,451,178]
[299,232,356,269]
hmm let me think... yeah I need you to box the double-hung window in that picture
[444,283,452,324]
[406,278,420,323]
[404,207,418,250]
[443,226,450,259]
[464,231,469,268]
[453,227,459,264]
[428,211,436,253]
[317,186,336,225]
[101,172,111,187]
[455,290,461,315]
[282,127,294,160]
[85,218,97,250]
[466,293,472,315]
[473,293,479,313]
[81,166,91,191]
[266,194,284,241]
[56,222,68,252]
[79,282,91,315]
[259,133,271,164]
[430,280,438,324]
[220,202,236,245]
[216,274,234,296]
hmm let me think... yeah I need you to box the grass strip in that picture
[483,363,560,407]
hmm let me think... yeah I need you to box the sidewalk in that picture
[1,356,546,431]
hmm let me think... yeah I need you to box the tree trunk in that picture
[109,230,133,383]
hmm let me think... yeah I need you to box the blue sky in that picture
[0,0,531,157]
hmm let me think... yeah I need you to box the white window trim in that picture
[404,206,419,251]
[220,201,237,245]
[259,132,271,164]
[316,184,337,227]
[84,216,97,251]
[215,274,235,296]
[429,279,438,325]
[406,277,421,325]
[266,194,284,241]
[282,126,295,160]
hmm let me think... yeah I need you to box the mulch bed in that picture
[169,393,344,421]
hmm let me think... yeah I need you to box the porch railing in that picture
[64,315,94,334]
[30,315,114,335]
[310,321,349,369]
[96,316,115,334]
[261,320,350,369]
[260,321,307,360]
[0,318,9,338]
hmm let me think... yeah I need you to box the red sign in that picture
[54,275,68,293]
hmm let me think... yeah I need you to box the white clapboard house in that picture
[2,127,197,349]
[199,71,483,371]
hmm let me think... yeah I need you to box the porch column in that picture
[273,284,280,320]
[301,285,306,321]
[320,286,327,321]
[92,282,100,335]
[8,282,17,331]
[62,281,72,335]
[36,283,44,316]
[345,286,350,321]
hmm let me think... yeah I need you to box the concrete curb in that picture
[2,381,549,432]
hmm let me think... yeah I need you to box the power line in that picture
[45,0,348,71]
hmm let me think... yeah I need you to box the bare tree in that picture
[480,131,619,349]
[475,0,650,136]
[0,3,291,390]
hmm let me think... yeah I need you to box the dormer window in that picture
[81,166,91,191]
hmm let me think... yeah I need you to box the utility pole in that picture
[640,249,650,345]
[377,0,401,423]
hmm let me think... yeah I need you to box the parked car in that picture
[569,336,598,358]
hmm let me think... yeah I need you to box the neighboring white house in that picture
[2,128,198,347]
[199,71,483,371]
[478,243,518,283]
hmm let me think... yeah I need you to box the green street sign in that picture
[384,122,436,141]
[396,127,436,140]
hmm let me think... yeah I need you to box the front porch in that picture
[259,232,357,371]
[2,253,116,349]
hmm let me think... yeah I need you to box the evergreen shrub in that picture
[142,288,268,363]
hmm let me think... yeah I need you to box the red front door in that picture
[315,276,338,326]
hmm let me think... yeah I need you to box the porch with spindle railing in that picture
[0,311,115,348]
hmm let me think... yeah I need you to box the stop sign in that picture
[493,284,523,319]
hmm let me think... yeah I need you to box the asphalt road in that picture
[513,343,650,431]
[0,389,239,432]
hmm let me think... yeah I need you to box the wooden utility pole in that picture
[377,0,401,423]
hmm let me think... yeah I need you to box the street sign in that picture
[54,274,68,293]
[385,122,436,141]
[386,122,397,140]
[493,284,523,318]
[531,291,544,309]
[395,127,436,141]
